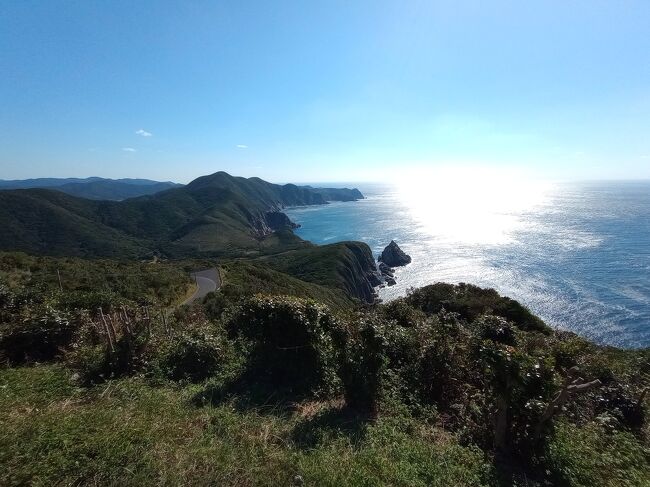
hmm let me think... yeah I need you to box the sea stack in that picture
[379,240,412,267]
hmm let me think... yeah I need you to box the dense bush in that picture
[475,314,517,345]
[203,290,232,320]
[379,299,427,327]
[227,295,340,396]
[475,337,556,457]
[405,283,549,333]
[335,316,390,415]
[415,312,474,411]
[154,330,227,383]
[67,325,150,385]
[0,302,76,364]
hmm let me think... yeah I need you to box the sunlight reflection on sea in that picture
[285,178,650,347]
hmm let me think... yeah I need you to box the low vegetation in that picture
[214,260,354,310]
[0,251,191,306]
[1,255,649,486]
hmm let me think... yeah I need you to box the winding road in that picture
[182,268,221,305]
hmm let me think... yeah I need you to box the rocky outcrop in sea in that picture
[376,241,411,287]
[379,240,412,267]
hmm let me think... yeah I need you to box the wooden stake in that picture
[98,308,115,352]
[160,308,168,334]
[121,306,132,336]
[144,306,152,337]
[106,311,118,345]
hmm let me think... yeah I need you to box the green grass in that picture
[0,366,494,486]
[0,252,191,306]
[547,421,650,487]
[218,260,355,310]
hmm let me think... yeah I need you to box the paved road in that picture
[182,268,221,305]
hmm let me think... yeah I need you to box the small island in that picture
[378,240,412,286]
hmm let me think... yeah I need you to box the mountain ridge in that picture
[0,177,182,201]
[0,171,364,257]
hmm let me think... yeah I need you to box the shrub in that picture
[154,330,227,383]
[597,385,646,430]
[227,295,340,396]
[380,299,426,327]
[336,316,389,415]
[0,304,76,364]
[203,291,231,320]
[416,316,471,409]
[476,314,517,345]
[65,343,107,384]
[475,338,556,456]
[67,331,151,385]
[552,334,592,369]
[0,283,15,324]
[65,307,154,384]
[406,283,549,333]
[55,290,127,312]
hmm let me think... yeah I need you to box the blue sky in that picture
[1,0,649,183]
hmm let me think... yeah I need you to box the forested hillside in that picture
[0,172,363,259]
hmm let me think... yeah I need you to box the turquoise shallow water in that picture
[285,181,650,348]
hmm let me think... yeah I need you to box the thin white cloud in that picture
[136,129,152,137]
[122,147,136,152]
[640,155,650,160]
[236,144,248,149]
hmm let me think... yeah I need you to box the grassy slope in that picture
[0,366,493,487]
[0,250,362,310]
[218,260,355,310]
[0,252,191,307]
[0,190,149,258]
[2,340,647,486]
[260,241,379,303]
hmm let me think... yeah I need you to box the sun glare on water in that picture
[395,167,552,245]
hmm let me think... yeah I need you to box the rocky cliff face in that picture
[378,261,396,286]
[341,242,383,303]
[373,241,412,288]
[265,211,300,231]
[249,211,300,239]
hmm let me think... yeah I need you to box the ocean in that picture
[285,180,650,348]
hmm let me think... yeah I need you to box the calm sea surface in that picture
[285,180,650,348]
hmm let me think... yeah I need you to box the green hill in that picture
[0,172,364,259]
[261,241,382,303]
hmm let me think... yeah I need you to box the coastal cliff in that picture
[262,241,381,303]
